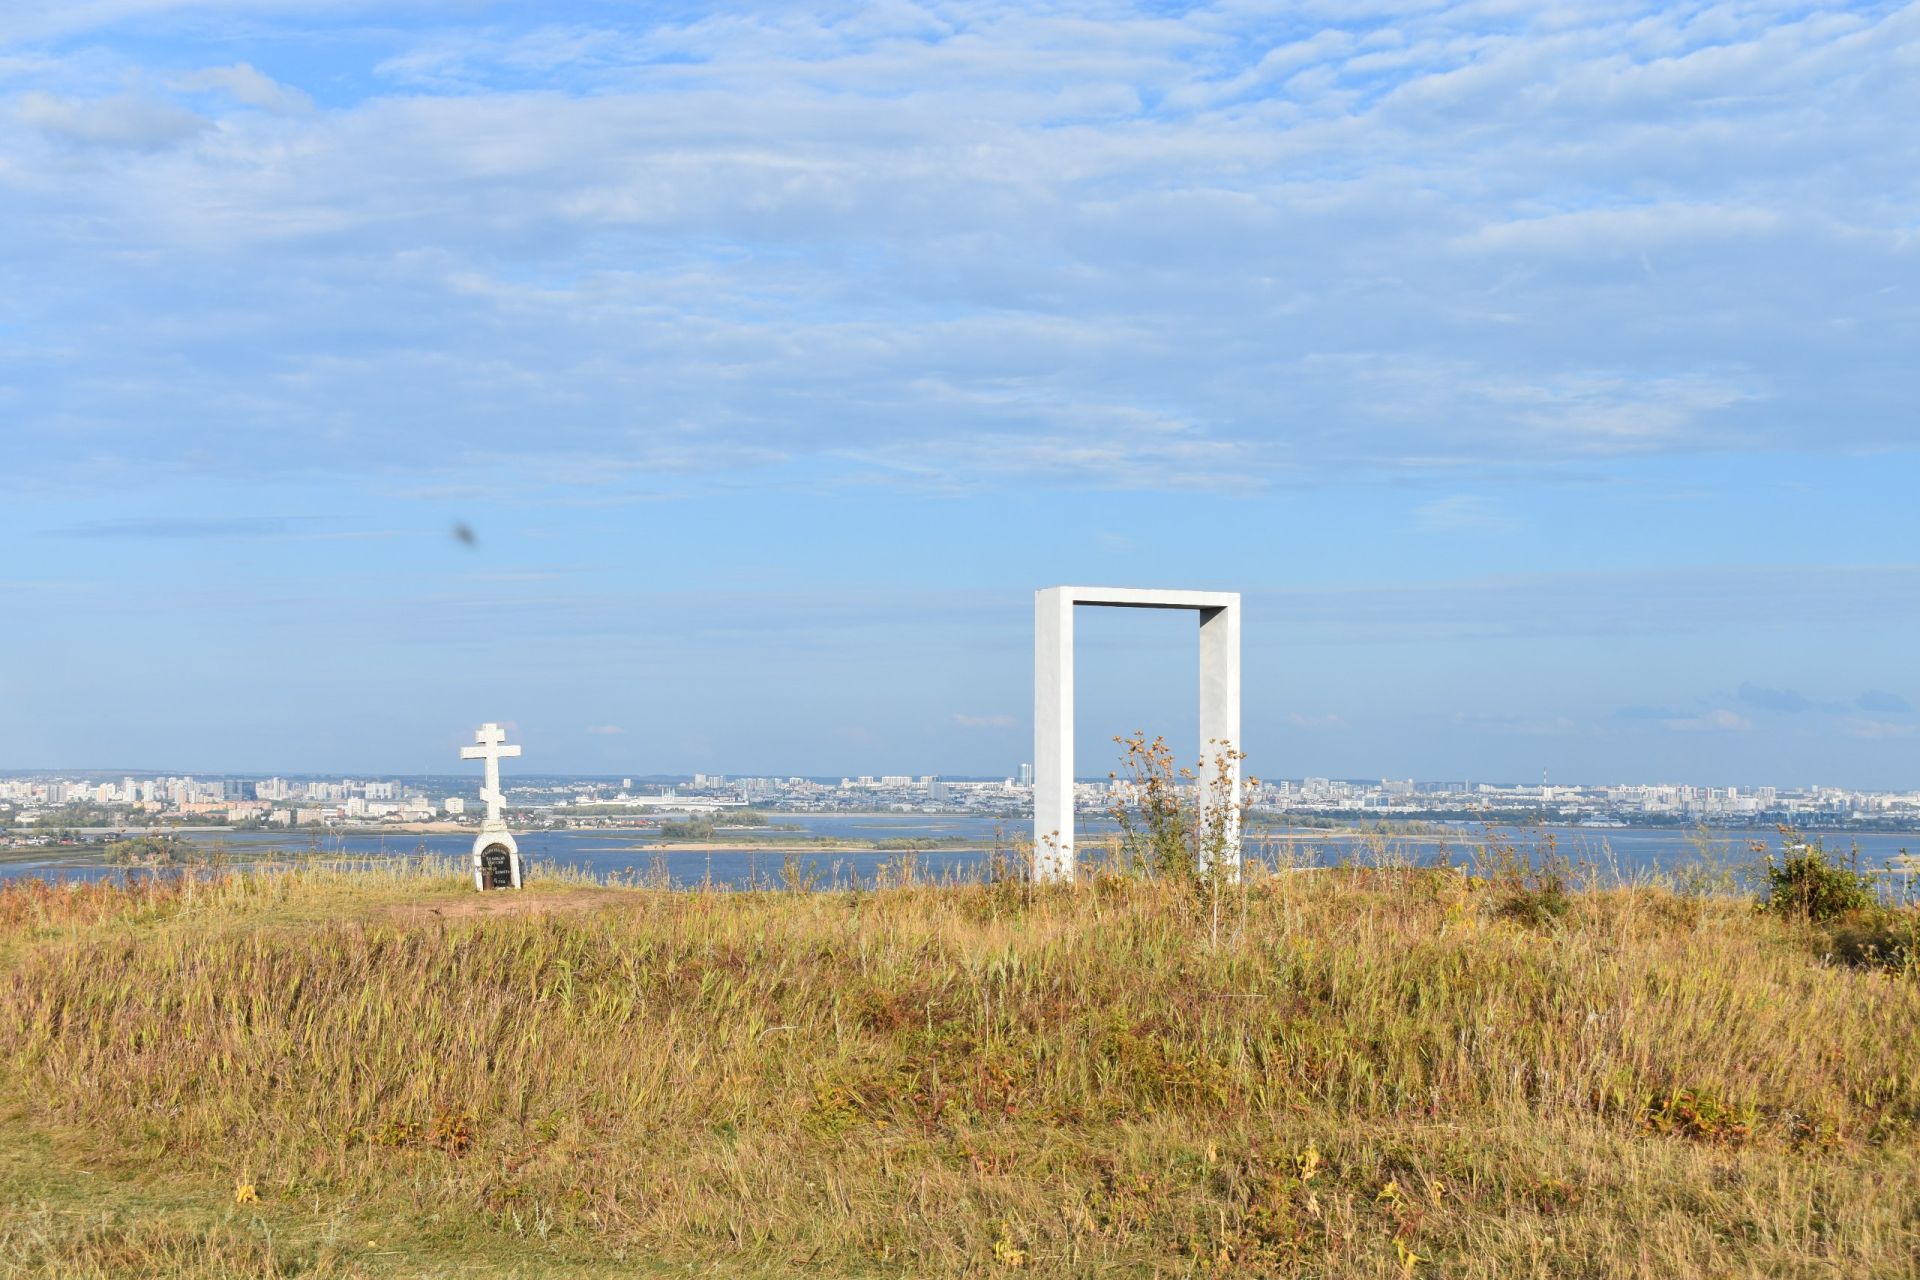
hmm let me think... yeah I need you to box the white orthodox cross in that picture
[460,723,521,827]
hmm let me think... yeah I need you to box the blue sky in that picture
[2,1,1917,786]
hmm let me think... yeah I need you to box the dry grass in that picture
[0,860,1916,1277]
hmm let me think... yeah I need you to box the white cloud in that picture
[1665,709,1751,733]
[1265,565,1920,645]
[1451,712,1578,736]
[172,63,312,115]
[0,2,374,43]
[1843,718,1914,740]
[14,90,205,150]
[952,713,1016,730]
[1412,495,1519,534]
[584,724,624,735]
[1458,204,1783,255]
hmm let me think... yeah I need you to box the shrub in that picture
[1820,912,1920,974]
[1758,834,1877,923]
[1108,733,1196,880]
[102,833,194,866]
[1493,873,1572,927]
[1474,827,1575,928]
[1106,732,1250,886]
[1637,1086,1756,1144]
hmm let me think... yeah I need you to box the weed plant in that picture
[1758,831,1880,922]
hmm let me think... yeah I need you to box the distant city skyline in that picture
[7,768,1918,837]
[3,758,1913,797]
[3,3,1916,788]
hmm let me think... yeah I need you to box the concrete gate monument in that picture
[1033,587,1241,882]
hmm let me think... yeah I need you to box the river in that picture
[4,814,1916,896]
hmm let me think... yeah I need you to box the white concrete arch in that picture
[1033,586,1241,882]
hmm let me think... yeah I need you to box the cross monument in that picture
[461,722,524,890]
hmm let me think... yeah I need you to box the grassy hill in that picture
[0,858,1915,1277]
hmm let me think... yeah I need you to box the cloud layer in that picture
[3,1,1916,495]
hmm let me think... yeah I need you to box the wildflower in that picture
[992,1223,1028,1268]
[1296,1145,1321,1181]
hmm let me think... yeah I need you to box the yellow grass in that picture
[0,861,1916,1277]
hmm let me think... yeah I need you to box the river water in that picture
[5,814,1916,895]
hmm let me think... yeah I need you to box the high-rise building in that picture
[1017,762,1034,787]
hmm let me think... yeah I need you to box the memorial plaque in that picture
[479,843,515,889]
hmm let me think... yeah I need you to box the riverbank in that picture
[1,861,1915,1277]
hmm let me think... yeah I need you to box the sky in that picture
[2,0,1917,787]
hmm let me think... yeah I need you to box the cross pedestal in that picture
[461,722,524,890]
